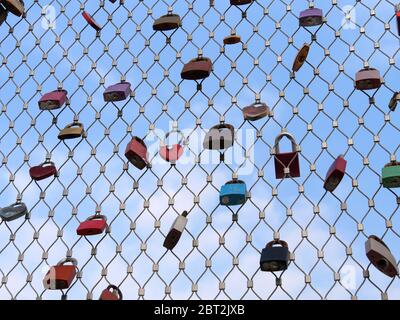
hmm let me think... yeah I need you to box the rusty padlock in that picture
[230,0,252,5]
[58,122,84,140]
[274,132,300,179]
[82,11,102,31]
[260,240,290,272]
[2,0,24,17]
[76,215,108,236]
[181,56,212,80]
[324,155,347,192]
[29,161,57,181]
[159,130,185,162]
[242,102,269,121]
[292,43,310,72]
[99,285,123,300]
[389,92,400,111]
[299,8,323,27]
[153,13,181,31]
[43,258,78,290]
[365,235,398,278]
[38,89,68,110]
[163,211,189,250]
[103,82,131,102]
[0,4,7,25]
[125,136,149,170]
[355,68,382,90]
[0,202,28,222]
[203,123,235,150]
[223,34,241,45]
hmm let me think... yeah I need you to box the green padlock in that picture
[382,162,400,188]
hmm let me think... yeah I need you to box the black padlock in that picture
[260,240,289,272]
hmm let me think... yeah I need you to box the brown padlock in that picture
[125,136,149,170]
[365,235,398,277]
[43,258,78,290]
[389,92,400,111]
[223,34,241,45]
[242,102,269,121]
[181,56,213,80]
[58,122,84,140]
[99,284,123,300]
[355,68,382,90]
[0,3,8,25]
[230,0,253,5]
[153,13,181,31]
[292,43,310,72]
[2,0,24,17]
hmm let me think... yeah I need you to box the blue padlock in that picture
[219,179,247,206]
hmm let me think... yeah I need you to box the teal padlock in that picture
[382,162,400,188]
[219,180,247,206]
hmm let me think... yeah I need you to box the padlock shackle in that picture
[65,122,83,128]
[274,132,297,154]
[266,240,288,248]
[226,179,245,185]
[84,214,107,222]
[384,161,400,167]
[105,284,123,300]
[57,257,78,267]
[162,130,185,147]
[368,235,390,251]
[211,123,235,136]
[190,56,211,63]
[40,161,56,167]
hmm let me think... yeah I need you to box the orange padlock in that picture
[43,258,78,290]
[99,285,123,300]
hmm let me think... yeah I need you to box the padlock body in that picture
[3,0,24,17]
[382,165,400,188]
[355,69,381,90]
[99,289,119,300]
[0,203,27,222]
[58,124,84,140]
[223,35,241,45]
[260,247,289,272]
[220,183,246,206]
[230,0,252,5]
[125,139,148,170]
[163,216,187,250]
[44,265,76,290]
[103,83,131,102]
[38,90,67,110]
[203,128,234,150]
[274,151,300,179]
[365,238,398,277]
[397,11,400,36]
[159,144,184,162]
[242,103,269,121]
[324,156,347,192]
[181,59,212,80]
[0,5,8,25]
[29,164,57,181]
[153,14,181,31]
[299,8,323,27]
[76,219,107,236]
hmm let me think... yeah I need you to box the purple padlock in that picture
[299,8,323,27]
[38,90,68,110]
[103,82,131,102]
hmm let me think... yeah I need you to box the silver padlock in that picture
[163,211,189,250]
[365,235,398,277]
[203,124,235,150]
[0,202,28,222]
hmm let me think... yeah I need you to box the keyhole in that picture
[377,258,388,271]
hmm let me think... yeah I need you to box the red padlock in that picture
[159,130,185,162]
[274,132,300,179]
[99,285,123,300]
[76,215,107,236]
[324,155,347,192]
[82,11,102,31]
[29,161,57,181]
[395,4,400,36]
[125,137,149,170]
[43,258,78,290]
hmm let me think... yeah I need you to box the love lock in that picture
[274,132,300,179]
[153,12,181,31]
[99,285,123,300]
[58,122,84,140]
[292,43,310,72]
[355,68,382,90]
[29,161,57,181]
[38,89,68,110]
[388,92,400,111]
[163,211,189,250]
[103,82,131,102]
[324,155,347,192]
[76,215,108,236]
[203,123,235,150]
[2,0,24,17]
[125,136,149,170]
[159,130,185,162]
[396,4,400,36]
[242,101,269,121]
[0,202,28,222]
[181,56,213,80]
[82,11,102,31]
[382,161,400,188]
[220,179,247,206]
[43,258,78,290]
[0,4,7,25]
[230,0,252,5]
[365,235,398,277]
[260,240,290,272]
[223,34,241,45]
[299,8,323,27]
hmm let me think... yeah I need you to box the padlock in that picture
[29,161,57,181]
[219,179,247,206]
[299,8,323,27]
[153,13,181,31]
[260,240,290,272]
[103,82,131,102]
[0,202,28,222]
[382,161,400,188]
[389,92,400,111]
[163,211,189,250]
[2,0,24,17]
[323,155,347,192]
[242,102,269,121]
[82,11,102,31]
[58,122,84,140]
[0,4,8,25]
[43,258,78,290]
[396,4,400,36]
[203,124,235,150]
[99,285,123,300]
[292,43,310,72]
[125,136,149,170]
[223,35,241,45]
[274,132,300,179]
[181,56,213,80]
[38,89,68,110]
[230,0,252,5]
[365,235,398,278]
[355,68,381,90]
[76,215,107,236]
[159,130,185,162]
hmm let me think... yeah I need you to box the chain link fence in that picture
[0,0,400,300]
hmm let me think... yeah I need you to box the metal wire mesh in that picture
[0,0,400,300]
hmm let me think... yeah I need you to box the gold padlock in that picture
[58,122,85,140]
